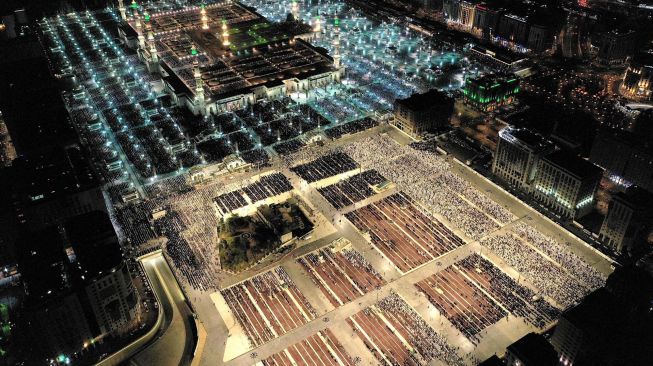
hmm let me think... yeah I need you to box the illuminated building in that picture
[332,16,341,68]
[443,0,477,30]
[468,44,528,71]
[458,0,477,29]
[532,150,603,220]
[392,89,454,137]
[1,14,16,40]
[619,54,653,101]
[0,111,17,167]
[472,3,501,39]
[492,126,556,192]
[118,0,127,20]
[462,74,520,112]
[120,2,342,116]
[599,186,653,254]
[443,0,461,22]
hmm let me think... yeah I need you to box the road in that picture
[128,253,196,366]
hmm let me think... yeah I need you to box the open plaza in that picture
[34,0,615,365]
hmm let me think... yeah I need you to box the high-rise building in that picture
[550,289,619,366]
[599,186,653,255]
[477,355,503,366]
[443,0,461,22]
[532,150,603,219]
[497,13,530,46]
[18,211,139,361]
[492,126,556,192]
[590,128,653,192]
[472,3,501,39]
[505,332,558,366]
[458,0,477,29]
[462,74,520,112]
[595,29,636,66]
[64,211,139,335]
[527,24,552,53]
[551,270,653,366]
[393,89,455,137]
[18,227,95,359]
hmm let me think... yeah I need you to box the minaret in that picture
[193,59,205,107]
[136,16,145,50]
[221,20,230,47]
[332,16,341,68]
[130,0,139,17]
[148,30,157,62]
[313,15,321,34]
[291,0,299,22]
[201,4,209,30]
[118,0,127,20]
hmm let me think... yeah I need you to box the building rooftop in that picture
[17,227,69,303]
[466,73,518,88]
[11,145,99,205]
[395,89,453,111]
[499,126,555,154]
[506,332,557,366]
[470,44,527,66]
[563,288,620,334]
[132,2,335,103]
[543,150,603,180]
[477,355,503,366]
[615,186,653,209]
[64,211,123,280]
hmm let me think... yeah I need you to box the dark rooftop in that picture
[562,288,620,334]
[500,126,555,153]
[477,355,503,366]
[616,186,653,209]
[17,227,69,303]
[11,145,99,204]
[506,333,558,366]
[64,211,122,279]
[543,150,603,180]
[467,73,518,88]
[396,89,453,111]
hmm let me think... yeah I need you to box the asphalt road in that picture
[128,254,196,366]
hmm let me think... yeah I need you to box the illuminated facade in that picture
[459,1,477,30]
[462,74,520,112]
[492,126,556,192]
[120,2,343,116]
[532,150,602,219]
[619,59,653,101]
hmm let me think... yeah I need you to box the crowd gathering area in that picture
[113,128,611,365]
[41,0,614,365]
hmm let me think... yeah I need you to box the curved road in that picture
[129,253,196,366]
